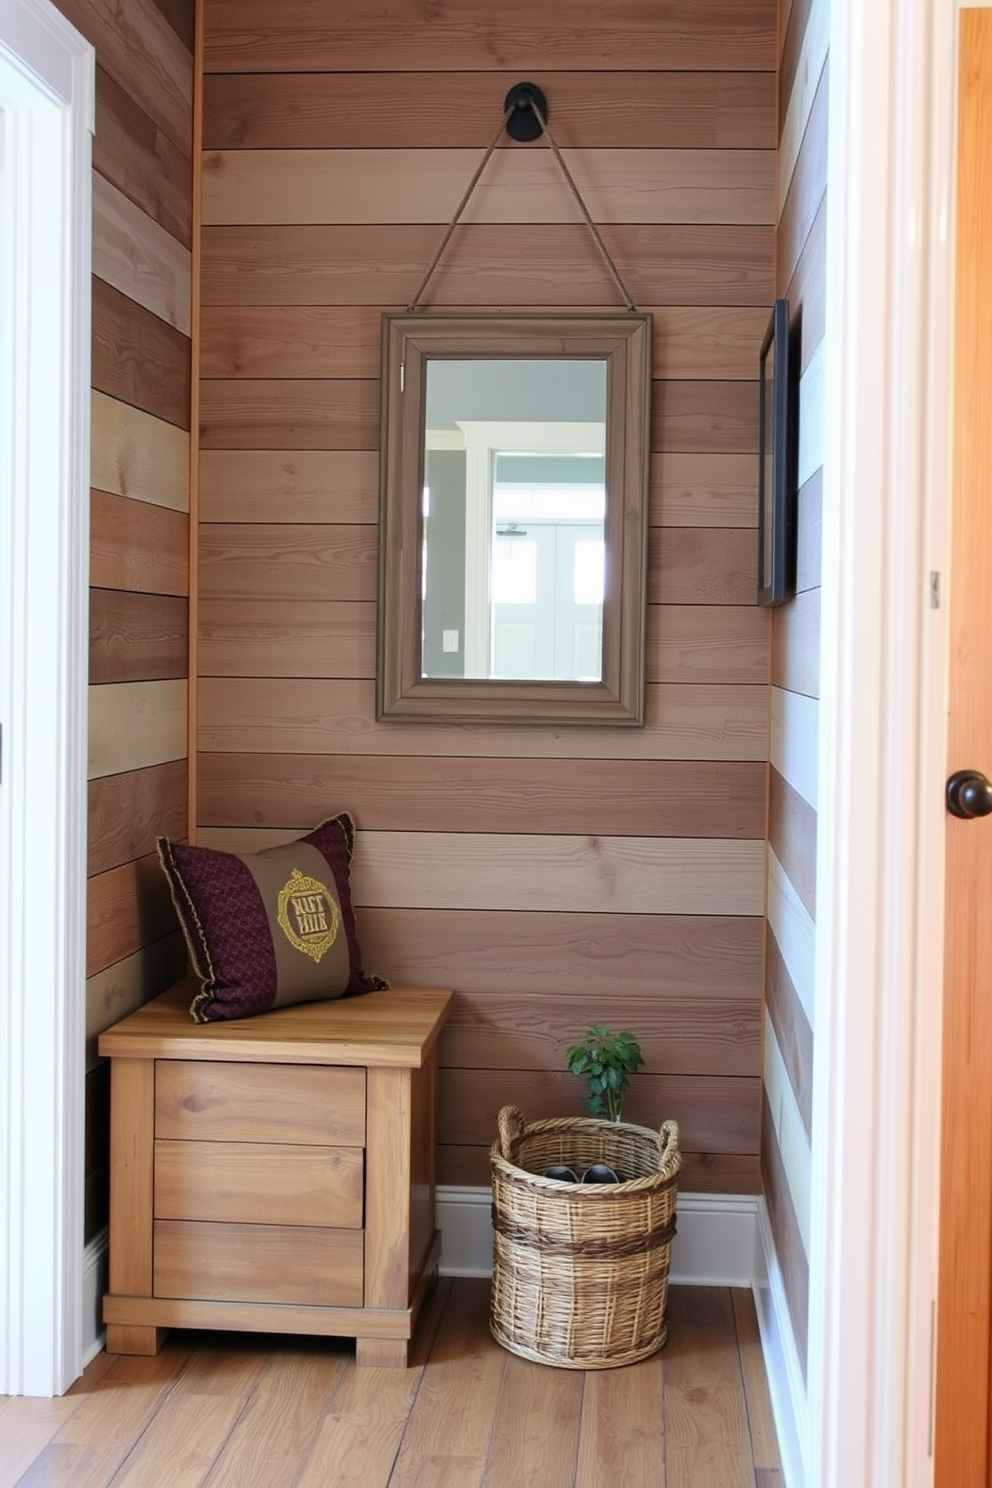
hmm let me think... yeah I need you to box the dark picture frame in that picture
[757,298,795,607]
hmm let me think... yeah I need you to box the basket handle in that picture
[659,1119,680,1161]
[497,1105,526,1159]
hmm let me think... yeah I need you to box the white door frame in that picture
[804,0,956,1485]
[0,0,93,1397]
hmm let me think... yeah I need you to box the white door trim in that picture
[806,1,954,1485]
[0,0,93,1397]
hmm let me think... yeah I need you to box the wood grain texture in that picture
[653,451,758,528]
[94,172,192,335]
[653,380,758,454]
[55,0,193,153]
[153,1140,364,1227]
[576,1357,666,1486]
[767,767,817,920]
[89,589,188,684]
[482,1354,584,1488]
[196,678,769,762]
[87,759,188,877]
[198,524,377,600]
[153,1220,364,1307]
[732,1288,783,1471]
[92,392,190,512]
[149,0,195,51]
[355,908,763,1003]
[440,1068,759,1155]
[651,528,757,605]
[200,223,774,307]
[155,1061,366,1145]
[90,489,189,596]
[198,448,378,523]
[86,851,179,978]
[665,1386,753,1488]
[196,754,766,838]
[201,147,774,226]
[647,604,768,683]
[88,678,188,780]
[199,379,378,449]
[95,66,192,246]
[203,70,776,151]
[199,304,768,382]
[86,934,189,1073]
[92,277,191,431]
[203,0,777,74]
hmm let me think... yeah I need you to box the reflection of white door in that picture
[491,521,603,680]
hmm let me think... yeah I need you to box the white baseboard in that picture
[437,1184,760,1287]
[82,1228,108,1367]
[753,1198,807,1488]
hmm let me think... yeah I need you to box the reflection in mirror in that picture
[423,357,606,683]
[378,314,651,726]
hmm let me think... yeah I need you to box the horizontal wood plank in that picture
[203,70,776,151]
[85,933,188,1072]
[765,929,813,1137]
[90,489,189,596]
[198,448,378,523]
[349,831,765,916]
[355,908,763,1002]
[153,1220,364,1307]
[94,173,192,336]
[652,380,758,454]
[200,223,774,308]
[195,754,766,839]
[440,995,761,1077]
[771,584,820,697]
[438,1067,760,1154]
[89,589,188,684]
[153,1141,365,1227]
[777,60,828,301]
[92,277,192,431]
[155,1061,366,1144]
[198,524,377,601]
[768,767,817,920]
[651,528,758,605]
[87,759,188,878]
[199,379,378,449]
[92,393,190,512]
[195,599,767,684]
[202,148,774,227]
[203,0,776,74]
[653,452,758,528]
[56,0,193,153]
[95,66,192,245]
[199,305,769,382]
[196,678,769,761]
[86,851,179,979]
[88,678,188,780]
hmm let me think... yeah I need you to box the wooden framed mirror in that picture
[376,312,652,726]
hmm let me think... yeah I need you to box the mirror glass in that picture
[377,313,651,726]
[422,358,607,683]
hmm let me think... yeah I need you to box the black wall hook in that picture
[503,82,548,142]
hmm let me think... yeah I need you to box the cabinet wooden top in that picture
[98,981,455,1068]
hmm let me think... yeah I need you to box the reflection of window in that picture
[492,537,537,604]
[573,540,604,605]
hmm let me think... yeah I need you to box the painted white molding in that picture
[82,1231,109,1368]
[807,0,953,1484]
[754,1199,808,1488]
[436,1185,760,1288]
[0,0,93,1398]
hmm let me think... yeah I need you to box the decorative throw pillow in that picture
[157,812,388,1024]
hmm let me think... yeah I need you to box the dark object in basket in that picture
[490,1105,680,1369]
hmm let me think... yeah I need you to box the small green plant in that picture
[565,1025,644,1122]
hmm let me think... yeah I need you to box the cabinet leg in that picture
[355,1336,411,1368]
[105,1323,166,1356]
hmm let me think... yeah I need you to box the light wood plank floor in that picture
[0,1282,782,1488]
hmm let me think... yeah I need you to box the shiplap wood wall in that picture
[198,0,777,1194]
[50,0,196,1241]
[762,0,828,1379]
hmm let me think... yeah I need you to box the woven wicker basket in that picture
[489,1105,680,1369]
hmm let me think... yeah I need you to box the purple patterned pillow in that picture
[157,813,387,1023]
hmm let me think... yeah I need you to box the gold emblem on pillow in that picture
[276,869,341,962]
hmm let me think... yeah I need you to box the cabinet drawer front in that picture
[155,1061,366,1145]
[154,1141,364,1227]
[154,1220,364,1308]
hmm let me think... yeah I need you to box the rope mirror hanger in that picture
[405,81,639,315]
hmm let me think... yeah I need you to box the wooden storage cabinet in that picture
[100,982,453,1367]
